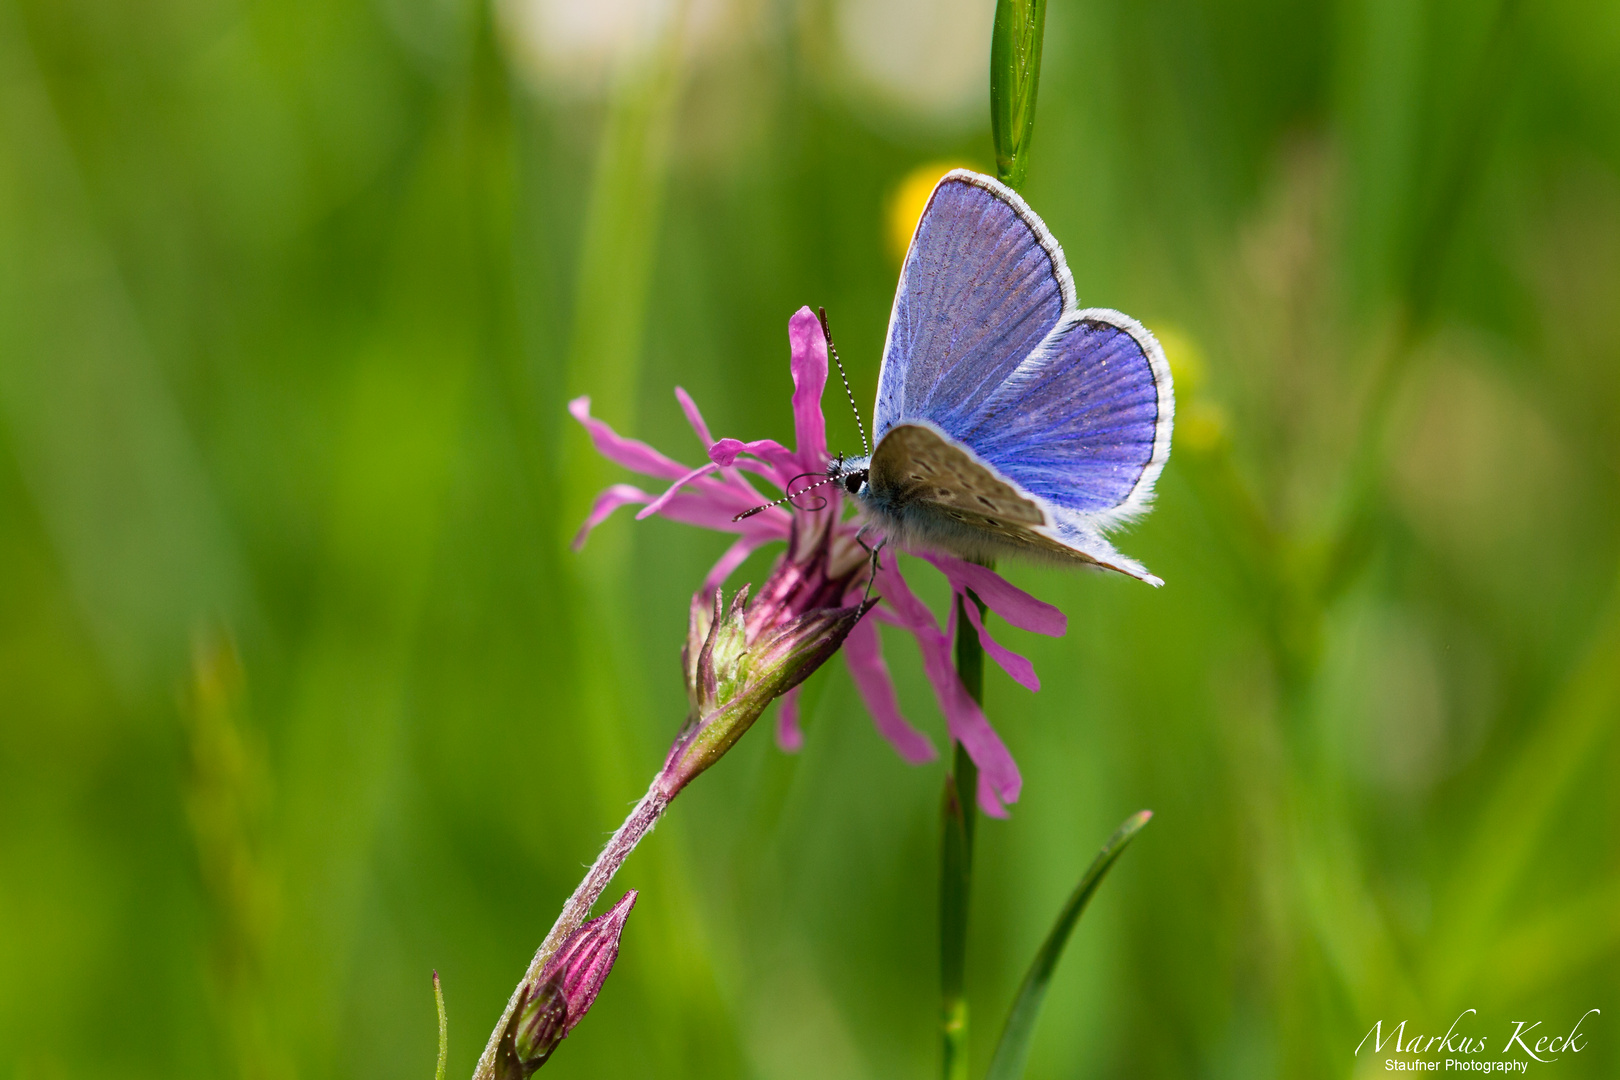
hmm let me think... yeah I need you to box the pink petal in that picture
[710,437,800,481]
[703,534,768,595]
[720,457,785,504]
[675,389,773,503]
[573,484,651,550]
[654,489,793,535]
[871,550,943,643]
[877,553,1022,815]
[569,397,691,480]
[976,772,1007,819]
[961,593,1040,692]
[674,386,715,448]
[842,616,936,764]
[923,553,1067,637]
[724,457,782,483]
[776,685,804,753]
[637,462,720,519]
[787,307,829,469]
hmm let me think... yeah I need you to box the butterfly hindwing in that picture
[875,171,1073,440]
[868,422,1044,526]
[954,310,1172,524]
[866,423,1151,577]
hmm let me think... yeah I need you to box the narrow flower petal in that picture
[570,396,692,480]
[878,553,1022,814]
[573,484,652,550]
[787,307,829,468]
[976,771,1008,820]
[710,436,800,480]
[937,604,1020,818]
[637,462,721,519]
[703,534,768,595]
[775,684,804,752]
[674,386,715,448]
[866,605,909,628]
[671,388,783,505]
[654,489,793,535]
[724,457,785,484]
[924,553,1067,637]
[961,593,1040,691]
[843,616,936,764]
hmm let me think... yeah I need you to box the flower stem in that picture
[471,783,672,1080]
[940,591,985,1080]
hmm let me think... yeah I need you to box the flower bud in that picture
[661,519,875,796]
[496,890,637,1077]
[508,982,566,1070]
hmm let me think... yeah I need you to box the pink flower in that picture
[571,307,1067,816]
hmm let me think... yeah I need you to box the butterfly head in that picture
[828,454,871,499]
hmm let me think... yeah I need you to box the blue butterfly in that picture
[830,169,1175,587]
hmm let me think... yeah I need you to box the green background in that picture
[0,0,1616,1077]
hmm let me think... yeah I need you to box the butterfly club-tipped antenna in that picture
[819,307,869,458]
[732,472,843,522]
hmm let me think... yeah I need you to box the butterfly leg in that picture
[854,529,888,603]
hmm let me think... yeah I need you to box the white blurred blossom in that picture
[499,0,736,95]
[835,0,995,122]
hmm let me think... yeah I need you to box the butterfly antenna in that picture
[819,307,869,458]
[733,474,842,522]
[733,494,793,521]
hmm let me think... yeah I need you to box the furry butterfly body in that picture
[835,170,1175,585]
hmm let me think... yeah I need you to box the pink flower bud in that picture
[496,891,637,1076]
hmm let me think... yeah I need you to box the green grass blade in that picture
[434,971,448,1080]
[989,0,1049,188]
[985,811,1153,1080]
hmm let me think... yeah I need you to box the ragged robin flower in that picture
[573,307,1069,816]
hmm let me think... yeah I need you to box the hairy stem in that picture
[472,782,672,1079]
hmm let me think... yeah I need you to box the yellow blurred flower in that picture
[1150,324,1226,453]
[1152,324,1205,400]
[887,161,979,264]
[1178,402,1229,454]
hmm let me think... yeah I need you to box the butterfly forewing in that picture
[876,172,1072,440]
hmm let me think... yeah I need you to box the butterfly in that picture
[828,169,1174,586]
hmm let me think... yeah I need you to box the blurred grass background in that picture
[1,0,1618,1078]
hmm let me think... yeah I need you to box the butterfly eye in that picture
[843,471,865,495]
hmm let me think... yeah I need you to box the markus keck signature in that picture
[1356,1009,1601,1072]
